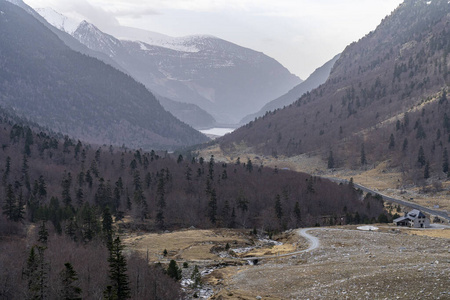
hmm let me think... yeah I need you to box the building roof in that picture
[393,216,408,223]
[406,209,426,220]
[394,210,427,224]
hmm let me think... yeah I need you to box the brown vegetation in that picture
[219,0,450,185]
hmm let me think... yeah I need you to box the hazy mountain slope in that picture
[43,13,301,124]
[7,0,125,73]
[155,94,216,129]
[0,0,208,150]
[240,53,341,125]
[220,0,450,177]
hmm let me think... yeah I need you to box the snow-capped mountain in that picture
[36,7,79,34]
[36,8,301,124]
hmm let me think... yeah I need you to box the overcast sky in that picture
[23,0,403,79]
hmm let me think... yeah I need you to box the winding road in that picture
[243,228,320,261]
[323,177,450,221]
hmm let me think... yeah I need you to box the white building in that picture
[393,209,430,228]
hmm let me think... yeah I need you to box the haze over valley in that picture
[0,1,449,299]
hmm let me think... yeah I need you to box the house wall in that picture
[411,216,430,228]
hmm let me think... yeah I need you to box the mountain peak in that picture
[35,7,80,34]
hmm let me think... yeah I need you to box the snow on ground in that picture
[36,7,80,34]
[357,225,379,231]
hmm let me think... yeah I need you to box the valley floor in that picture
[122,225,450,300]
[208,227,450,300]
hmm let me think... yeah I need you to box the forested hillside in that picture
[240,54,341,125]
[0,0,208,150]
[220,0,450,183]
[0,106,390,298]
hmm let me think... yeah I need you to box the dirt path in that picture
[242,228,321,261]
[297,228,320,251]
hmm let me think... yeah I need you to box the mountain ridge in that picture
[35,7,302,124]
[0,0,208,150]
[240,53,341,125]
[219,0,450,183]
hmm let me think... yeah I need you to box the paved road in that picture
[322,177,450,221]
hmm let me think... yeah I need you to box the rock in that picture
[256,296,262,300]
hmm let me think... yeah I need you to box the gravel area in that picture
[210,228,450,299]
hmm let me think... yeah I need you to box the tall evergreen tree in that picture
[2,184,16,221]
[59,262,82,300]
[24,246,48,300]
[360,143,367,166]
[191,265,202,289]
[275,194,283,220]
[294,201,301,225]
[327,151,334,169]
[166,260,182,281]
[15,191,26,222]
[105,237,130,299]
[424,161,430,179]
[208,189,218,224]
[246,158,253,173]
[2,156,11,184]
[443,148,449,174]
[102,208,114,248]
[418,146,426,167]
[38,221,49,246]
[389,134,395,149]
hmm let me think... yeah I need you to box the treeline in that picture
[337,89,450,185]
[0,114,388,234]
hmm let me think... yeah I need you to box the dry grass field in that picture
[121,225,449,299]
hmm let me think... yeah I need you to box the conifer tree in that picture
[105,237,130,299]
[246,158,253,173]
[327,151,334,169]
[38,221,49,246]
[443,148,449,174]
[294,201,301,225]
[102,208,114,248]
[418,146,426,167]
[360,143,367,165]
[275,194,283,220]
[424,161,430,179]
[191,265,202,289]
[2,156,11,184]
[389,134,395,149]
[166,260,182,281]
[208,155,215,179]
[59,262,82,300]
[24,246,48,300]
[2,184,16,221]
[208,188,218,224]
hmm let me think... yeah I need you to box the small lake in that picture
[199,127,236,137]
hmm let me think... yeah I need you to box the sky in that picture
[23,0,404,79]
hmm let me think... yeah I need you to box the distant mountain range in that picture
[220,0,450,181]
[0,0,208,150]
[240,53,341,125]
[36,7,302,125]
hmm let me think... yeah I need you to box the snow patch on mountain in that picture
[36,7,80,34]
[124,35,201,53]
